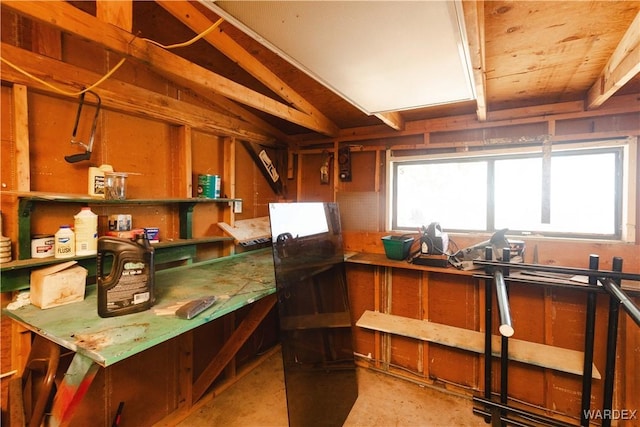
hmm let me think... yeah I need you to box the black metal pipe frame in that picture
[579,255,599,427]
[473,259,640,283]
[602,257,623,427]
[483,247,493,424]
[473,397,576,427]
[473,252,640,427]
[499,248,512,426]
[601,277,640,326]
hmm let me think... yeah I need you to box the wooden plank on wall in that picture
[31,22,61,59]
[217,217,270,245]
[0,43,273,144]
[12,84,30,192]
[175,125,192,198]
[356,310,601,379]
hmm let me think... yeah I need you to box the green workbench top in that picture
[3,249,276,367]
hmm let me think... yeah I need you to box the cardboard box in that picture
[30,261,87,309]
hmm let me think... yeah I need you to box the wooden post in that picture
[175,125,193,198]
[13,84,30,192]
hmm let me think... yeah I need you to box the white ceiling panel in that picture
[202,1,476,114]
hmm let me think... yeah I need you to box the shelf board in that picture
[4,191,241,259]
[0,237,233,271]
[0,254,97,271]
[218,216,271,245]
[153,237,234,247]
[0,237,235,292]
[357,310,601,379]
[2,191,241,204]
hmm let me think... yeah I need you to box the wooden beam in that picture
[374,111,405,131]
[3,0,338,136]
[152,2,294,142]
[0,43,274,144]
[50,353,101,427]
[222,137,236,256]
[175,125,193,198]
[188,86,293,144]
[96,0,132,31]
[155,0,340,137]
[356,310,601,379]
[31,21,61,59]
[294,94,639,147]
[462,0,487,122]
[191,293,276,403]
[587,11,640,109]
[12,84,30,192]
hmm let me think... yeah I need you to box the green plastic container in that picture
[381,235,414,260]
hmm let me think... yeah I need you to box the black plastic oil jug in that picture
[97,234,155,317]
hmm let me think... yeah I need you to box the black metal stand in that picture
[472,252,640,427]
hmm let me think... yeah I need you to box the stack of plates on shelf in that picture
[0,236,12,263]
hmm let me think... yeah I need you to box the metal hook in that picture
[65,90,101,163]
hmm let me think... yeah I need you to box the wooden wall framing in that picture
[0,2,638,425]
[346,259,639,424]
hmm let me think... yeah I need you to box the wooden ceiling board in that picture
[484,1,640,109]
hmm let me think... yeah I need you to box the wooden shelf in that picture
[345,252,476,276]
[356,310,601,379]
[2,192,242,261]
[3,191,241,205]
[1,191,243,291]
[0,237,235,293]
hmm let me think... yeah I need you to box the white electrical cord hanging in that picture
[0,17,224,96]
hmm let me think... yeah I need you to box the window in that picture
[389,139,635,240]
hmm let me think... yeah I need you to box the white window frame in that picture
[386,137,637,242]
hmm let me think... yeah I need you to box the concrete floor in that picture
[178,349,486,427]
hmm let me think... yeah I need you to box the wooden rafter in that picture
[587,11,640,110]
[462,0,487,122]
[93,1,289,142]
[156,0,339,138]
[0,42,275,144]
[2,0,338,136]
[96,0,132,32]
[375,111,405,131]
[192,90,293,145]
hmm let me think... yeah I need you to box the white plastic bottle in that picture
[74,207,98,256]
[54,225,75,258]
[88,164,114,197]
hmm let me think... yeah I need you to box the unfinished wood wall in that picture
[0,7,286,420]
[1,2,639,425]
[292,99,640,424]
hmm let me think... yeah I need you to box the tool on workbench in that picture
[175,296,217,320]
[449,229,525,270]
